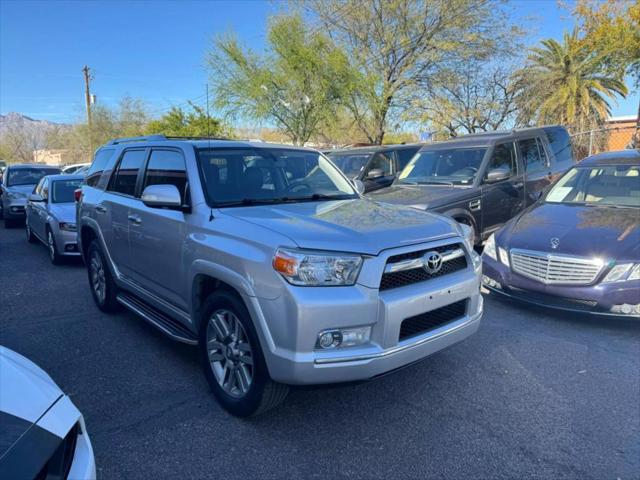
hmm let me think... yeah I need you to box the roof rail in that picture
[107,135,166,145]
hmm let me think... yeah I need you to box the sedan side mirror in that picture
[28,193,45,202]
[141,184,182,209]
[366,168,384,180]
[352,179,365,195]
[485,166,511,183]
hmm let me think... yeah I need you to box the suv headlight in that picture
[458,223,474,251]
[59,222,77,232]
[483,234,497,261]
[273,248,363,286]
[6,190,24,200]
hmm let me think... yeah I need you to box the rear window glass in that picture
[544,127,574,166]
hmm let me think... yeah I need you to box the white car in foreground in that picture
[0,346,96,479]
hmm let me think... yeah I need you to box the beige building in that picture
[32,149,74,166]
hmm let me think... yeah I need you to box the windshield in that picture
[196,147,357,206]
[398,148,486,185]
[326,152,372,178]
[52,179,82,203]
[7,168,60,187]
[546,165,640,207]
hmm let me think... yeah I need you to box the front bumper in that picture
[482,255,640,317]
[3,199,26,219]
[52,224,81,256]
[252,253,483,385]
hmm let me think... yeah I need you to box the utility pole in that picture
[82,65,92,128]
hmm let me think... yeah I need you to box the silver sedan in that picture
[25,174,83,264]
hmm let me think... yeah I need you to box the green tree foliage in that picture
[208,14,353,145]
[145,103,227,137]
[514,29,628,131]
[307,0,520,144]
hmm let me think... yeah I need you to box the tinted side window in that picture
[544,127,574,166]
[368,152,393,176]
[143,149,188,204]
[396,148,419,171]
[86,148,115,188]
[108,149,146,196]
[518,138,544,174]
[34,178,45,196]
[488,143,517,178]
[41,178,49,200]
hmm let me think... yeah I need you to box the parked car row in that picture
[4,131,638,423]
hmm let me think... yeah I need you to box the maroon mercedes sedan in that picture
[482,149,640,317]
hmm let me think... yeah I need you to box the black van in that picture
[368,126,574,244]
[325,144,422,192]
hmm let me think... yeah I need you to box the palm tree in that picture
[515,29,628,131]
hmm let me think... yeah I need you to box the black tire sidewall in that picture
[47,228,61,265]
[199,291,271,417]
[87,240,119,312]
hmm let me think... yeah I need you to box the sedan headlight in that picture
[603,263,639,283]
[483,234,497,261]
[273,248,363,286]
[59,222,77,232]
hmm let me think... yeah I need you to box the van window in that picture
[518,138,546,174]
[108,149,146,196]
[86,148,115,188]
[143,149,188,204]
[488,143,517,177]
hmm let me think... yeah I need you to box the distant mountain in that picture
[0,112,69,149]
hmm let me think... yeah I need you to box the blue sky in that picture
[0,0,637,124]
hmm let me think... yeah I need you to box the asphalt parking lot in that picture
[1,225,639,480]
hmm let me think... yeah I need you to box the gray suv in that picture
[77,135,483,416]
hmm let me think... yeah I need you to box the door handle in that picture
[95,205,107,214]
[128,214,142,225]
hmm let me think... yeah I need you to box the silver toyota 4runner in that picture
[77,135,483,416]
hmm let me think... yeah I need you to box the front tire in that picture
[87,240,119,312]
[47,228,62,265]
[199,291,289,417]
[25,221,37,243]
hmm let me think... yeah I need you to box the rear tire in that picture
[87,239,120,312]
[199,290,289,417]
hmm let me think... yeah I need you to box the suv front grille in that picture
[510,249,603,285]
[399,300,467,341]
[380,243,467,291]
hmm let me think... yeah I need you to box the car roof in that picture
[100,136,319,153]
[417,126,562,150]
[578,149,640,167]
[326,144,423,155]
[6,163,61,170]
[43,174,84,181]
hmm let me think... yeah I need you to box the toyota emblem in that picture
[423,251,443,274]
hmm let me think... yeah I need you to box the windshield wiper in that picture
[214,197,296,207]
[417,180,455,186]
[586,203,638,209]
[295,193,355,202]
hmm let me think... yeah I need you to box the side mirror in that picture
[352,179,365,195]
[141,184,182,209]
[28,193,45,202]
[485,166,511,183]
[366,168,384,180]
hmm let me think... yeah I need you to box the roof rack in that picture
[106,134,234,145]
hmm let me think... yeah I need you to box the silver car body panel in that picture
[78,141,483,385]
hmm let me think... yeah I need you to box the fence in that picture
[571,124,638,160]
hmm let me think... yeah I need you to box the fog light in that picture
[482,275,502,290]
[610,303,640,315]
[316,326,371,349]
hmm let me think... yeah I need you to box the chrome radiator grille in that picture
[510,249,603,285]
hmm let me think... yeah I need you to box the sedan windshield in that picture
[8,168,60,187]
[546,165,640,207]
[326,152,372,179]
[52,179,82,203]
[397,148,486,185]
[196,147,357,207]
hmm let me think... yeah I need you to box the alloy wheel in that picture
[89,250,106,304]
[47,232,56,260]
[206,309,254,398]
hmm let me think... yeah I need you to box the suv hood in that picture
[4,184,36,196]
[368,184,477,209]
[223,199,458,255]
[500,203,640,261]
